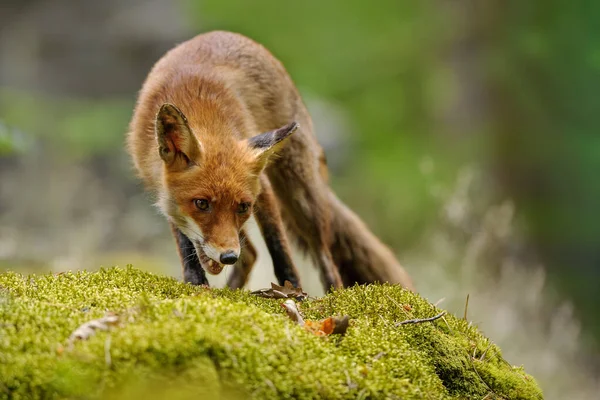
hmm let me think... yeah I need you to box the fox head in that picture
[154,103,297,276]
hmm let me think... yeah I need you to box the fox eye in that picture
[194,199,210,211]
[237,202,250,214]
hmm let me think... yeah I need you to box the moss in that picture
[0,266,542,399]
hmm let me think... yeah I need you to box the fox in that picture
[126,31,414,292]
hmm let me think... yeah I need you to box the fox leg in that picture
[282,187,343,291]
[253,175,302,287]
[226,229,257,289]
[275,182,343,291]
[170,223,209,286]
[265,135,343,292]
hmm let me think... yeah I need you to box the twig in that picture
[395,311,446,327]
[463,294,470,320]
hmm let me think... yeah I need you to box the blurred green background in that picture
[1,1,599,397]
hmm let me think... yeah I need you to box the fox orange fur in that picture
[127,31,413,291]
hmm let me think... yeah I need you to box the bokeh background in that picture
[1,0,599,397]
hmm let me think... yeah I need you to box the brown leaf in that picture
[330,315,350,335]
[304,315,350,336]
[281,299,305,325]
[280,300,349,336]
[251,280,307,300]
[312,318,348,335]
[271,289,288,299]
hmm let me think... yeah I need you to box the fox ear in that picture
[246,122,299,171]
[155,103,201,168]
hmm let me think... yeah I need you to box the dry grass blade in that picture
[480,342,494,361]
[469,356,505,400]
[433,297,446,307]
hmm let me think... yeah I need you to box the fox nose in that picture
[219,251,238,265]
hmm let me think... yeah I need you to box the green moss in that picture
[0,266,542,399]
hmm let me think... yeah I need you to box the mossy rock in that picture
[0,266,542,399]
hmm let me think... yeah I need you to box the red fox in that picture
[127,31,413,291]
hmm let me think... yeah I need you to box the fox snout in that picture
[219,250,238,265]
[202,242,240,265]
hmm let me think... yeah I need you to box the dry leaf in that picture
[67,313,119,345]
[280,300,349,336]
[251,280,307,300]
[304,316,350,336]
[281,299,305,324]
